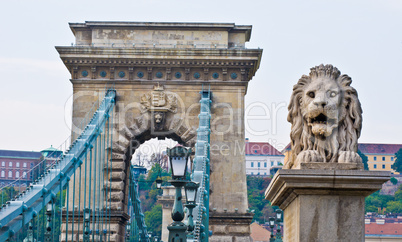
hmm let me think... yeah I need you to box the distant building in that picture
[365,216,402,241]
[282,143,402,173]
[245,139,285,176]
[0,146,63,188]
[282,143,291,166]
[0,149,42,187]
[359,143,402,174]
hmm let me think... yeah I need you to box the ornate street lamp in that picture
[126,224,131,241]
[185,181,199,240]
[167,146,191,242]
[275,209,283,242]
[269,217,276,242]
[268,209,283,242]
[156,176,162,189]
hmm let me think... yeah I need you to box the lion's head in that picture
[287,64,362,168]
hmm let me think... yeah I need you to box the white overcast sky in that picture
[0,0,401,152]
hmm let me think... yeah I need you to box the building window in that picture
[382,164,385,169]
[251,162,254,168]
[23,172,27,178]
[264,162,267,167]
[374,157,377,161]
[374,164,377,169]
[16,171,20,178]
[257,172,260,176]
[8,162,12,167]
[16,162,20,168]
[1,171,4,178]
[8,171,12,178]
[391,157,394,161]
[271,161,274,166]
[23,163,27,168]
[251,172,253,175]
[258,162,260,168]
[1,162,4,167]
[382,157,385,161]
[264,172,267,175]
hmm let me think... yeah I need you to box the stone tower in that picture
[57,21,262,241]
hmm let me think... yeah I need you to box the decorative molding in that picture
[91,66,96,79]
[128,67,134,80]
[203,68,209,81]
[185,68,190,81]
[222,68,227,81]
[63,58,255,68]
[241,68,246,81]
[72,66,78,79]
[166,67,171,80]
[110,67,115,80]
[147,67,152,80]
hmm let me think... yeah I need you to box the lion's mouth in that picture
[309,113,336,125]
[308,113,338,137]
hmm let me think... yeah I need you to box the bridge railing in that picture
[0,89,116,242]
[127,167,151,242]
[191,89,212,242]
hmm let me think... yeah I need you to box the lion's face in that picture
[287,64,362,167]
[301,77,342,138]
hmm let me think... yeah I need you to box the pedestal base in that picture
[265,169,390,242]
[209,212,254,242]
[168,221,188,242]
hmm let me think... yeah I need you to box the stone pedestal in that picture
[209,212,254,242]
[265,169,390,242]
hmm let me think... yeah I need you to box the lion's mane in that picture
[287,64,362,167]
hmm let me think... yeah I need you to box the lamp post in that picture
[83,208,91,242]
[275,209,283,242]
[126,224,131,241]
[184,181,199,240]
[167,146,191,242]
[268,209,283,242]
[269,217,275,242]
[156,176,162,189]
[44,202,53,241]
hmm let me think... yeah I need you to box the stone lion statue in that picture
[284,64,363,169]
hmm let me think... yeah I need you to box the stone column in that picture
[265,167,390,242]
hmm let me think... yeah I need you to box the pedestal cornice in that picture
[265,169,391,210]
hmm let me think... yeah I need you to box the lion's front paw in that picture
[338,151,362,164]
[295,150,323,165]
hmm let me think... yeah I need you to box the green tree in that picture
[391,148,402,173]
[386,201,402,213]
[357,150,369,170]
[390,177,398,185]
[145,204,162,235]
[246,176,276,223]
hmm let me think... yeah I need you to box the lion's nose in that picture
[313,98,327,108]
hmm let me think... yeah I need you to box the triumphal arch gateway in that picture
[57,21,262,241]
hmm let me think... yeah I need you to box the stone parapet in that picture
[265,169,390,242]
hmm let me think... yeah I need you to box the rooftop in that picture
[245,141,284,156]
[67,21,254,49]
[358,143,402,155]
[250,222,271,242]
[0,149,42,160]
[366,222,402,236]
